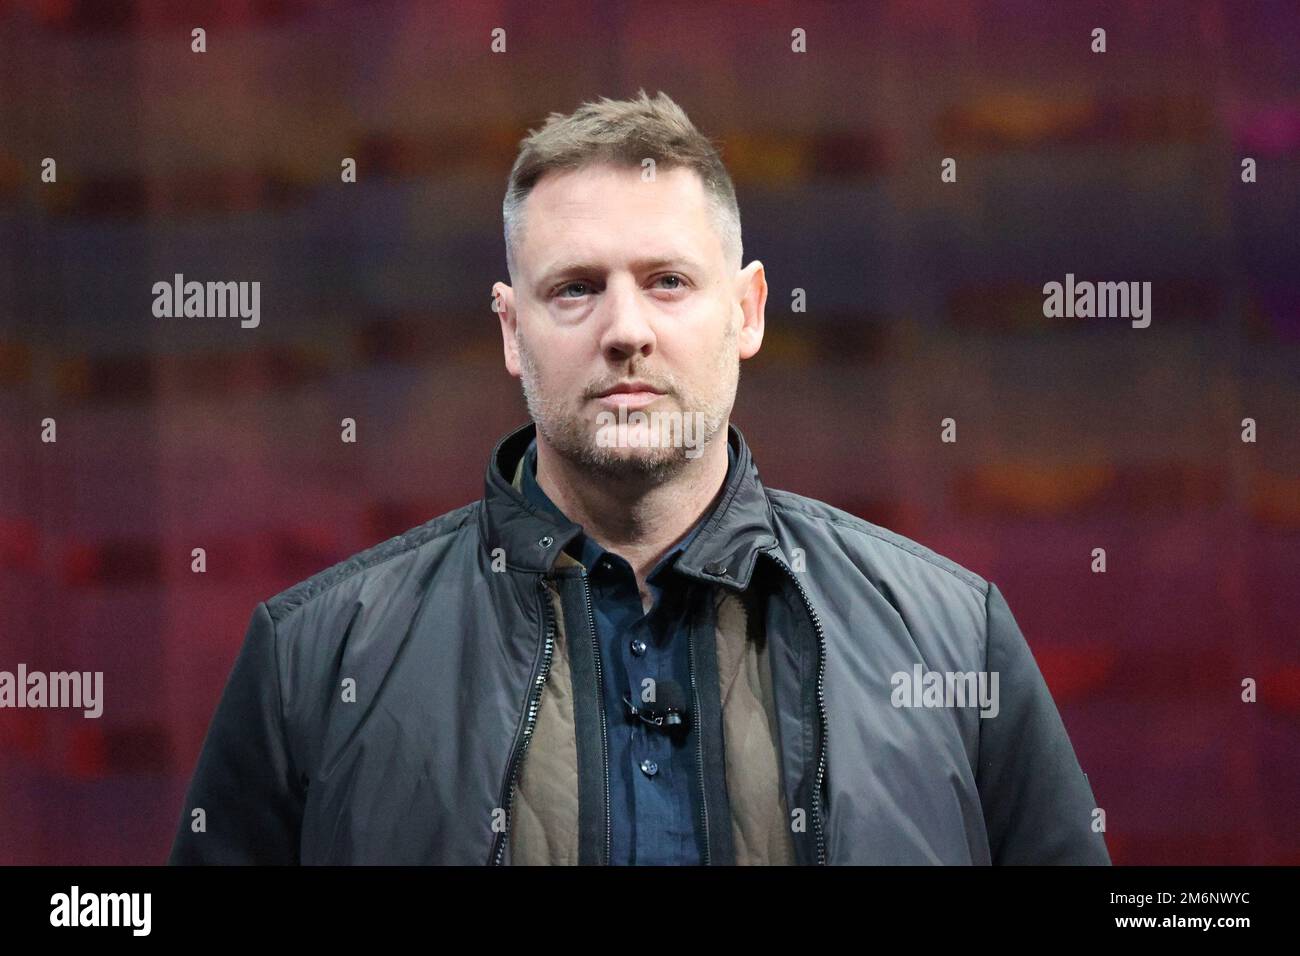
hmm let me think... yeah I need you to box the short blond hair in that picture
[502,89,742,281]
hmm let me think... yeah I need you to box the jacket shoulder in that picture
[765,487,987,597]
[262,501,480,625]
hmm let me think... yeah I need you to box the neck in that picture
[533,430,730,597]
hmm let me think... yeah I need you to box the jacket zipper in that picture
[768,554,829,865]
[578,567,612,865]
[687,596,711,865]
[491,577,557,865]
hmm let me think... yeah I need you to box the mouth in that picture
[592,381,667,409]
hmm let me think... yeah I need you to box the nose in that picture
[597,277,656,363]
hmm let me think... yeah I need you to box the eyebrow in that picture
[534,255,706,294]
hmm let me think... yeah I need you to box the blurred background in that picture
[0,0,1297,865]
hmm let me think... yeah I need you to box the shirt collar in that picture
[480,421,780,590]
[520,438,735,581]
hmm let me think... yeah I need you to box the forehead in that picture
[518,162,722,272]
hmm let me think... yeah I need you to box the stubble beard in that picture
[516,331,736,484]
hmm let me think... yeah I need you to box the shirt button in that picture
[599,558,613,571]
[639,759,659,777]
[630,638,647,656]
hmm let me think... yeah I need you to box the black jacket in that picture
[168,422,1111,865]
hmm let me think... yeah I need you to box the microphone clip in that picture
[622,693,686,730]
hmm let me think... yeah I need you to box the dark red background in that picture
[1,0,1297,864]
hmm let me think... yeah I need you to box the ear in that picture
[493,281,522,378]
[734,260,766,360]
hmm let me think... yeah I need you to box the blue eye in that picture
[553,274,686,298]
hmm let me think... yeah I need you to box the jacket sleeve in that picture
[975,582,1111,865]
[168,601,306,864]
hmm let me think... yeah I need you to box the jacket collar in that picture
[478,421,779,590]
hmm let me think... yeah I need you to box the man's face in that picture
[493,161,765,481]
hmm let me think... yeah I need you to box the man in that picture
[169,90,1110,865]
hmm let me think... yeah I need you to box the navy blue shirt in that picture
[521,439,733,865]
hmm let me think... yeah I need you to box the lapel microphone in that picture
[623,678,690,730]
